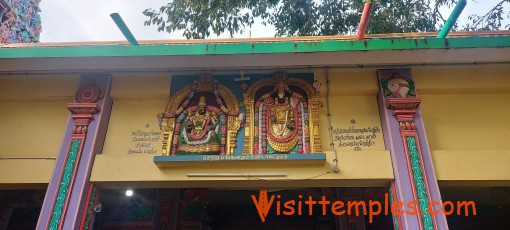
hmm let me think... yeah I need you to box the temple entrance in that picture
[91,187,395,230]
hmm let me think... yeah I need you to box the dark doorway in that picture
[93,187,395,230]
[0,189,45,230]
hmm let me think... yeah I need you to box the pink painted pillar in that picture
[377,69,448,230]
[36,75,112,230]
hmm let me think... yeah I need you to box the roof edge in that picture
[0,36,509,59]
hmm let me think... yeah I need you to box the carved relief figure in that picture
[270,86,296,138]
[158,75,241,156]
[243,71,321,154]
[265,84,300,153]
[179,96,221,154]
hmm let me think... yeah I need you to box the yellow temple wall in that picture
[101,73,171,156]
[414,65,510,186]
[2,64,509,188]
[94,69,393,188]
[0,76,78,188]
[315,70,385,152]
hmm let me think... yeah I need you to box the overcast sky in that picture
[39,0,504,43]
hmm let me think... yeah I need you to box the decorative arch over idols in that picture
[158,74,241,156]
[243,71,321,154]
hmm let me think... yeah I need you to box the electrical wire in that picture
[325,68,340,173]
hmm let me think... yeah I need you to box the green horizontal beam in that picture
[1,37,509,59]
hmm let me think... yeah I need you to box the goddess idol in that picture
[179,96,221,154]
[158,74,241,156]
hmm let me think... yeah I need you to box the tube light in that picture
[187,173,287,177]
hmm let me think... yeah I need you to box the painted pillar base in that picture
[378,69,448,230]
[37,75,112,230]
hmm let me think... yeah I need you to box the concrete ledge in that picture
[0,158,55,189]
[90,151,393,188]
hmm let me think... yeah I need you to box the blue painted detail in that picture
[235,105,247,155]
[170,73,314,99]
[154,153,327,163]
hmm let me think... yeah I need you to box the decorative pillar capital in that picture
[67,103,101,134]
[66,80,104,135]
[386,98,421,133]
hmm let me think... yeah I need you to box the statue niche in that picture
[243,71,321,154]
[158,75,241,156]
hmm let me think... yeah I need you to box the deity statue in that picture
[158,75,242,156]
[243,71,322,154]
[159,74,241,156]
[178,96,221,155]
[266,85,300,153]
[269,87,296,139]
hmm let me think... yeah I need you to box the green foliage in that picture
[464,0,510,31]
[143,0,510,39]
[361,0,436,34]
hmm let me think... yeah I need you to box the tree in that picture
[143,0,510,39]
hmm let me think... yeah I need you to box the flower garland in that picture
[189,113,213,140]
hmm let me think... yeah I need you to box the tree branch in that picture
[469,0,508,28]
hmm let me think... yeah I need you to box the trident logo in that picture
[251,190,275,222]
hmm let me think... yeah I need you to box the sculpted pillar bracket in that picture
[378,70,448,230]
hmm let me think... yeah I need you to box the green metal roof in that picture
[0,36,509,59]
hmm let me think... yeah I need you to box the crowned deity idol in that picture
[264,84,301,153]
[178,96,221,154]
[269,86,296,139]
[243,71,321,155]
